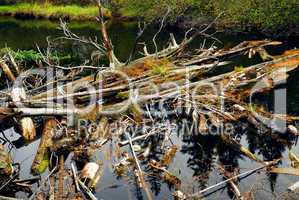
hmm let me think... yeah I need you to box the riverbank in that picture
[0,3,111,20]
[0,2,298,38]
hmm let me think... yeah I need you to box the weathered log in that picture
[0,60,16,81]
[31,118,57,174]
[270,168,299,176]
[80,162,102,189]
[11,87,36,141]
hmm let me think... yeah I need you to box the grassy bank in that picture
[110,0,298,36]
[0,3,111,20]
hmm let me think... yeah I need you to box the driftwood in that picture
[80,162,103,189]
[11,87,36,141]
[0,60,16,81]
[270,168,299,176]
[31,119,57,174]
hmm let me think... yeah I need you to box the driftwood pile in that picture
[0,1,298,199]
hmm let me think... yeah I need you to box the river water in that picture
[0,16,299,200]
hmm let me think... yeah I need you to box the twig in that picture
[188,159,279,198]
[0,195,23,200]
[77,179,98,200]
[125,132,153,200]
[126,21,148,65]
[153,7,171,56]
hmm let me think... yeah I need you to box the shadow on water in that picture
[0,16,299,199]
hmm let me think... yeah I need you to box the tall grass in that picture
[0,3,111,20]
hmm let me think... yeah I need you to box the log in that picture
[11,87,36,141]
[80,162,102,189]
[270,168,299,176]
[0,60,16,81]
[31,118,57,174]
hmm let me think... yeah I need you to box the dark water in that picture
[0,16,299,200]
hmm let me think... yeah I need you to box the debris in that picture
[126,132,153,200]
[132,144,142,152]
[31,119,57,174]
[218,165,242,199]
[149,160,181,187]
[188,159,279,198]
[289,151,299,168]
[270,167,299,176]
[159,145,178,167]
[77,179,98,200]
[11,87,36,141]
[0,60,16,81]
[0,144,13,176]
[288,180,299,192]
[173,190,186,200]
[80,162,102,189]
[220,134,263,163]
[288,125,298,135]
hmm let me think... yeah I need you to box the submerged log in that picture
[31,119,57,174]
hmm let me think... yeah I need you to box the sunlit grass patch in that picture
[0,3,111,20]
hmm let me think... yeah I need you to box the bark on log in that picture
[31,118,57,174]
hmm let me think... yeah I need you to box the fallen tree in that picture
[0,0,298,199]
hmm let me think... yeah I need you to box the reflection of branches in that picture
[57,20,105,54]
[36,37,54,67]
[36,34,106,71]
[180,12,224,50]
[126,21,148,65]
[180,133,217,188]
[153,7,171,56]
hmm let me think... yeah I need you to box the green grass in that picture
[110,0,298,33]
[234,66,244,72]
[0,3,111,20]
